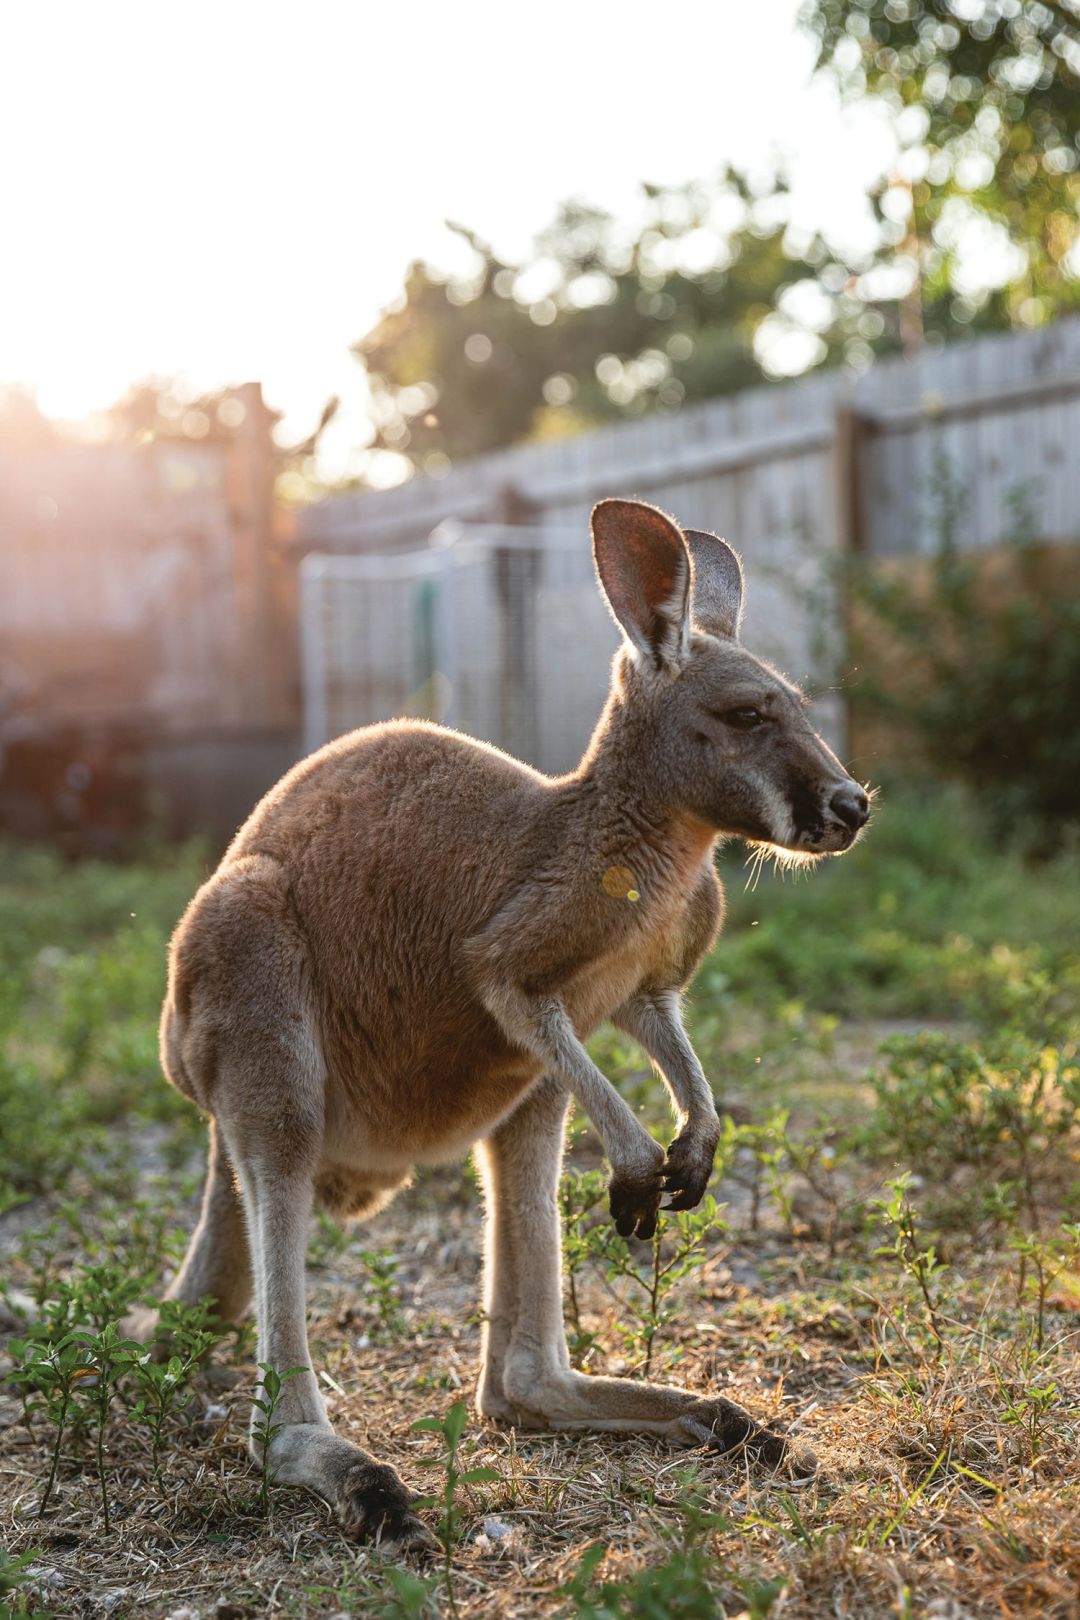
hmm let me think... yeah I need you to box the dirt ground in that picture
[3,1047,1079,1620]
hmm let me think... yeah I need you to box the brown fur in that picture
[144,498,869,1549]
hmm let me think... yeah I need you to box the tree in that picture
[351,2,1080,477]
[355,176,857,471]
[804,0,1080,338]
[107,378,278,446]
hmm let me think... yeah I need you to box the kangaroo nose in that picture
[830,783,870,831]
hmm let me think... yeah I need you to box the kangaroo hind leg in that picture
[124,1118,252,1344]
[165,854,431,1548]
[224,1105,429,1548]
[476,1077,809,1472]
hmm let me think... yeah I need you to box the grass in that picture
[1,787,1079,1616]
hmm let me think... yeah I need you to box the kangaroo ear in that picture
[591,499,691,671]
[683,529,745,640]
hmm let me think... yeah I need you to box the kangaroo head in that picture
[592,497,870,858]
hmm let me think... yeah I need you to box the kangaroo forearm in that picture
[482,984,660,1174]
[613,991,718,1128]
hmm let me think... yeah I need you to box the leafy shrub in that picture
[6,1267,222,1528]
[860,1028,1080,1225]
[847,518,1080,848]
[710,787,1080,1019]
[561,1168,739,1373]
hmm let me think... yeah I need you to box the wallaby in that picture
[142,497,869,1550]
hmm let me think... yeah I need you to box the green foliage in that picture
[557,1489,785,1619]
[7,1316,143,1534]
[848,487,1080,844]
[412,1400,500,1615]
[559,1541,732,1620]
[357,1247,407,1343]
[307,1210,352,1269]
[861,1028,1080,1223]
[871,1173,947,1348]
[720,1109,853,1249]
[1009,1221,1080,1351]
[6,1270,222,1530]
[805,0,1080,336]
[71,1323,142,1533]
[283,1564,436,1620]
[252,1363,306,1514]
[128,1300,221,1491]
[6,1334,88,1518]
[560,1173,726,1373]
[993,1363,1060,1466]
[308,1222,408,1342]
[0,1548,52,1620]
[560,1167,610,1363]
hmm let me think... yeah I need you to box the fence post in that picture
[493,483,541,765]
[833,404,866,557]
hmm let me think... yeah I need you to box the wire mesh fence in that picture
[299,526,617,773]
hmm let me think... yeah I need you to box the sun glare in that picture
[1,0,889,456]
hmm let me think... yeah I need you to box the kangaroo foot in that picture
[263,1425,435,1553]
[499,1366,817,1476]
[667,1392,815,1474]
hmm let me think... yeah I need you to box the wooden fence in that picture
[5,323,1077,843]
[0,385,299,843]
[299,320,1080,774]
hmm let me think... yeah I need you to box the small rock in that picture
[94,1593,130,1615]
[0,1290,35,1332]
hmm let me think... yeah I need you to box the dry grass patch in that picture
[3,1143,1080,1619]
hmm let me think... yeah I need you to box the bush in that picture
[707,787,1080,1020]
[847,532,1080,849]
[860,1027,1080,1225]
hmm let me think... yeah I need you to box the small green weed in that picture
[358,1247,407,1342]
[561,1172,725,1373]
[6,1278,221,1528]
[251,1363,306,1514]
[128,1299,220,1491]
[412,1399,500,1616]
[871,1173,946,1350]
[1009,1221,1080,1351]
[558,1485,785,1618]
[0,1546,52,1620]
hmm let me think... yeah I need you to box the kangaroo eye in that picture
[722,706,765,731]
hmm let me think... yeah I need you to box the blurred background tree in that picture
[351,1,1079,476]
[805,0,1080,344]
[106,379,287,446]
[355,177,883,469]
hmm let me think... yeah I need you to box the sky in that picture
[1,1,898,470]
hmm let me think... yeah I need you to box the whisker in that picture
[745,840,826,883]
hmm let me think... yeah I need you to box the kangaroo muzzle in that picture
[794,777,870,853]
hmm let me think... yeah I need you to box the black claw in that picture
[665,1188,699,1212]
[609,1169,663,1240]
